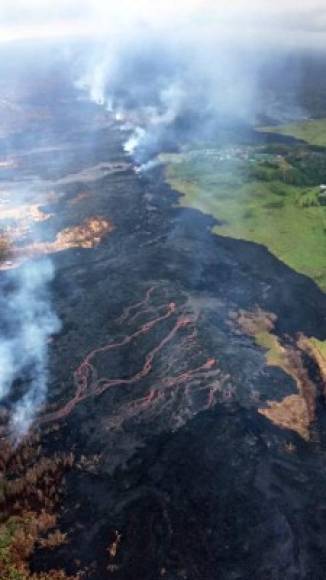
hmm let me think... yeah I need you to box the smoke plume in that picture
[0,259,60,443]
[73,1,326,165]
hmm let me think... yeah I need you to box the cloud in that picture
[0,1,326,46]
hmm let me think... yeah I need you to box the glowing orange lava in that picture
[0,216,114,270]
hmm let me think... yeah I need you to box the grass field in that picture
[258,118,326,147]
[164,149,326,291]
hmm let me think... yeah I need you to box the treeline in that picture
[248,150,326,187]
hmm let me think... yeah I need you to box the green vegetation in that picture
[164,145,326,291]
[310,338,326,357]
[0,517,26,580]
[303,337,326,372]
[259,118,326,147]
[0,513,72,579]
[255,331,286,368]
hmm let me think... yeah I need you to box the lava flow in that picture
[38,285,228,432]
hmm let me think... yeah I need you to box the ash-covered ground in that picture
[0,71,326,580]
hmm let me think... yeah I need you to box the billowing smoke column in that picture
[77,37,260,165]
[0,258,60,443]
[74,1,323,167]
[75,2,269,167]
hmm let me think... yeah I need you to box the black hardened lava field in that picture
[0,33,326,580]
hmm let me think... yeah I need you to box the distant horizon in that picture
[0,0,326,49]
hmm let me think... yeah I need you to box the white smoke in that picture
[87,62,107,106]
[0,258,61,442]
[135,158,162,174]
[123,127,147,155]
[74,8,263,161]
[69,1,326,163]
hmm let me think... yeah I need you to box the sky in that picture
[0,0,326,47]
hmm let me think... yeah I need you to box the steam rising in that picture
[75,2,318,164]
[78,38,259,164]
[0,259,60,442]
